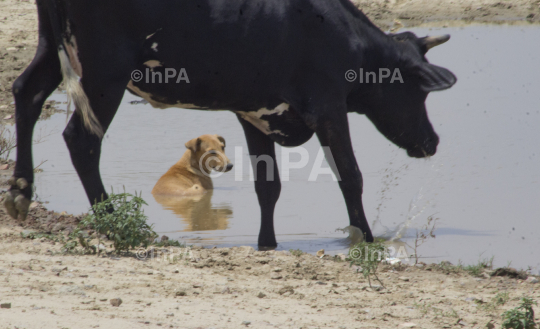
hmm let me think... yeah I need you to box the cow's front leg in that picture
[311,110,374,242]
[237,115,281,247]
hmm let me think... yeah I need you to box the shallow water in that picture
[17,25,540,271]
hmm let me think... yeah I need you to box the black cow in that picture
[5,0,456,246]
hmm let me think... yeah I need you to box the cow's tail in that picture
[45,0,104,138]
[57,48,103,138]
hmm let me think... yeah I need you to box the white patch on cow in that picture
[127,81,205,110]
[146,28,162,39]
[237,103,289,136]
[64,35,83,77]
[151,42,158,52]
[144,60,162,68]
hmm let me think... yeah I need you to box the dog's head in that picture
[185,134,233,174]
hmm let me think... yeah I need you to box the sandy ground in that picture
[0,224,539,329]
[1,0,540,328]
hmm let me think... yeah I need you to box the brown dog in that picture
[152,134,233,196]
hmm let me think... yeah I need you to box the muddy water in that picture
[22,26,540,271]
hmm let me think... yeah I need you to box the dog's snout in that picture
[225,163,234,172]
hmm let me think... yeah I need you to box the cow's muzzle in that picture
[407,136,438,158]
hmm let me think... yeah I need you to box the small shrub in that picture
[501,297,537,329]
[348,239,387,288]
[289,249,304,257]
[0,125,16,160]
[65,189,157,253]
[153,239,185,248]
[477,292,510,312]
[463,257,494,277]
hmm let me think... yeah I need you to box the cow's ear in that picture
[417,64,457,92]
[185,137,202,152]
[216,135,226,148]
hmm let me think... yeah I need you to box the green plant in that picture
[477,292,511,312]
[65,189,157,253]
[501,297,537,329]
[413,301,459,318]
[0,125,16,160]
[494,292,511,306]
[406,215,438,265]
[463,257,494,277]
[20,231,65,243]
[153,239,185,248]
[289,249,304,257]
[348,239,387,288]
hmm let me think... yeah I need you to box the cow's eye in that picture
[208,150,217,155]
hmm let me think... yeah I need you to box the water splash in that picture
[335,226,364,245]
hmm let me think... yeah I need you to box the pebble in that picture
[242,321,251,326]
[110,298,122,307]
[0,164,9,170]
[175,291,186,296]
[526,276,539,284]
[273,267,282,273]
[257,292,266,298]
[398,276,410,282]
[278,286,295,295]
[4,114,13,120]
[51,266,67,273]
[271,274,283,280]
[1,303,11,309]
[400,323,417,328]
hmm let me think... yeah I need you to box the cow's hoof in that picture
[4,177,31,220]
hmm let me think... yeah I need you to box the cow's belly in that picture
[127,80,313,147]
[236,104,314,147]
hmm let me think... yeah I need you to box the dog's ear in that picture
[185,137,202,152]
[216,135,226,148]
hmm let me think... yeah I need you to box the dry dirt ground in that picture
[1,0,540,328]
[0,226,539,329]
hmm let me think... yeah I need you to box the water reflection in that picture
[152,191,232,231]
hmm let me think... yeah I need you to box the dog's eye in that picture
[208,150,218,155]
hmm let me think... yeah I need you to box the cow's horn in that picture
[423,35,450,49]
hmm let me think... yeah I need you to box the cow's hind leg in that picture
[62,69,132,207]
[4,10,62,220]
[238,115,281,247]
